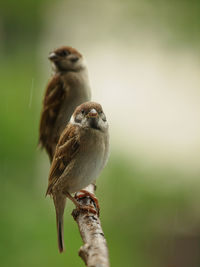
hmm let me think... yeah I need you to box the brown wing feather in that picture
[46,124,80,195]
[39,74,65,160]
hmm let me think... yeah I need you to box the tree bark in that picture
[72,184,110,267]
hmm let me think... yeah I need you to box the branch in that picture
[72,184,110,267]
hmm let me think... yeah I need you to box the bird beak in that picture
[87,109,98,118]
[48,52,58,61]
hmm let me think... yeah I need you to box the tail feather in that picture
[57,217,64,253]
[53,194,66,253]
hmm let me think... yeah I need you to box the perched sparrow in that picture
[39,46,91,161]
[46,102,109,253]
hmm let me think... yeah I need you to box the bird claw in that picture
[78,205,98,215]
[75,190,100,216]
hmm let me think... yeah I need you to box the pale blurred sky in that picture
[40,0,200,173]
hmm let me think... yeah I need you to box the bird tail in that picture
[53,194,66,253]
[57,215,64,253]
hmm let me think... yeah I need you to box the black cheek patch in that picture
[75,115,82,123]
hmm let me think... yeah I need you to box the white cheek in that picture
[70,115,75,124]
[98,119,108,131]
[70,114,83,126]
[79,58,87,68]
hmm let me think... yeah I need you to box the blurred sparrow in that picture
[39,46,91,161]
[46,102,109,253]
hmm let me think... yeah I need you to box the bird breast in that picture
[54,70,91,141]
[62,128,108,193]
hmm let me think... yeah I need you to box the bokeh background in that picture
[1,1,200,266]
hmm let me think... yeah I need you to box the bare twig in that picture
[72,184,110,267]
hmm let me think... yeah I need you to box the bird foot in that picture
[65,191,99,216]
[75,190,100,216]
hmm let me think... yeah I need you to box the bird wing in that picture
[39,74,65,160]
[46,124,80,195]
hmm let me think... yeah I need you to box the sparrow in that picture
[46,101,109,253]
[39,46,91,161]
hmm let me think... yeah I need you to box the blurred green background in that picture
[1,1,200,266]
